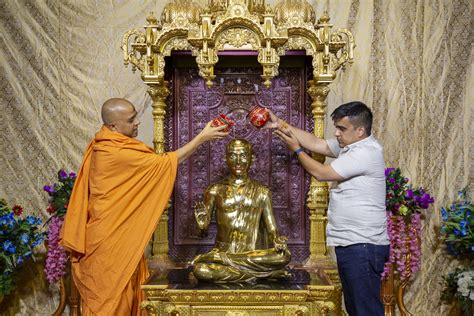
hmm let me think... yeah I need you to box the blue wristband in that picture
[294,147,304,156]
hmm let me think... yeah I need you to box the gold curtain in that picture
[0,0,471,315]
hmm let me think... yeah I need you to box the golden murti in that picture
[192,138,291,283]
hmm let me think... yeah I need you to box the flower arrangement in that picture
[0,199,44,296]
[382,167,434,281]
[43,170,76,284]
[441,267,473,316]
[440,188,473,257]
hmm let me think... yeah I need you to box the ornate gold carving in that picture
[209,0,266,20]
[215,28,260,50]
[304,80,332,266]
[142,284,343,315]
[123,0,354,87]
[315,301,336,315]
[162,38,196,56]
[161,0,202,25]
[278,37,315,55]
[122,29,146,73]
[141,300,161,316]
[274,0,316,26]
[146,83,174,261]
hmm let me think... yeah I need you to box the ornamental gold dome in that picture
[161,0,202,25]
[274,0,316,26]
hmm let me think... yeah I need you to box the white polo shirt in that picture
[326,135,389,247]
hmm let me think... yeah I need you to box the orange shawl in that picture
[60,126,177,314]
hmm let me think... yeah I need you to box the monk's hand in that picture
[200,121,229,141]
[273,129,300,152]
[274,235,288,253]
[261,108,280,129]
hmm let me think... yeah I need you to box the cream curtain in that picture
[0,0,471,315]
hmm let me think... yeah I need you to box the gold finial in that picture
[146,12,157,24]
[319,12,330,23]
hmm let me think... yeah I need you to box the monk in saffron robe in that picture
[60,98,228,315]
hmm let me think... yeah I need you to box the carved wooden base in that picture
[141,268,343,316]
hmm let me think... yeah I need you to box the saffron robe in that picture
[60,126,178,315]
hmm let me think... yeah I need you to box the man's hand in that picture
[261,108,280,129]
[273,129,301,152]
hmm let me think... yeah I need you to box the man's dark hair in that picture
[330,101,373,135]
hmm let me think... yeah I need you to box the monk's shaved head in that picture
[101,98,135,124]
[101,98,140,138]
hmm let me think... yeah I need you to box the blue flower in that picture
[459,220,468,236]
[19,233,29,244]
[25,215,41,226]
[3,240,16,253]
[441,207,448,221]
[31,234,44,247]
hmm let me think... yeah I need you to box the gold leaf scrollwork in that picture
[140,300,160,316]
[122,29,146,72]
[216,28,260,50]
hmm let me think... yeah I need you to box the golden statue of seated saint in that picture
[192,139,291,283]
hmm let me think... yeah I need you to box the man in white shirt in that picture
[266,101,389,316]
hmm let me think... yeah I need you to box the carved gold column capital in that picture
[147,83,170,154]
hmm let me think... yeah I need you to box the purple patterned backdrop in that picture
[165,60,313,263]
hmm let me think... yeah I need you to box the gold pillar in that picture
[147,83,174,265]
[304,80,333,268]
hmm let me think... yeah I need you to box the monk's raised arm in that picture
[175,121,229,163]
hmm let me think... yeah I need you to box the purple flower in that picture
[68,172,76,178]
[389,178,395,184]
[385,168,395,177]
[405,189,414,199]
[45,217,68,284]
[58,170,68,180]
[43,185,55,194]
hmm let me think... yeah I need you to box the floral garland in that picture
[43,170,76,284]
[382,168,434,282]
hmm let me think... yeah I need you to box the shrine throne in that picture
[119,1,357,315]
[139,52,343,315]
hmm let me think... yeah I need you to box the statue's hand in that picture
[194,201,209,233]
[273,235,289,253]
[194,201,206,219]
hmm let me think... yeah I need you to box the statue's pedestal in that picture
[141,267,343,316]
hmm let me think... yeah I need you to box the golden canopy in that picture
[122,0,355,268]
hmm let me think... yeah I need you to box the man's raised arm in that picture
[262,109,335,158]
